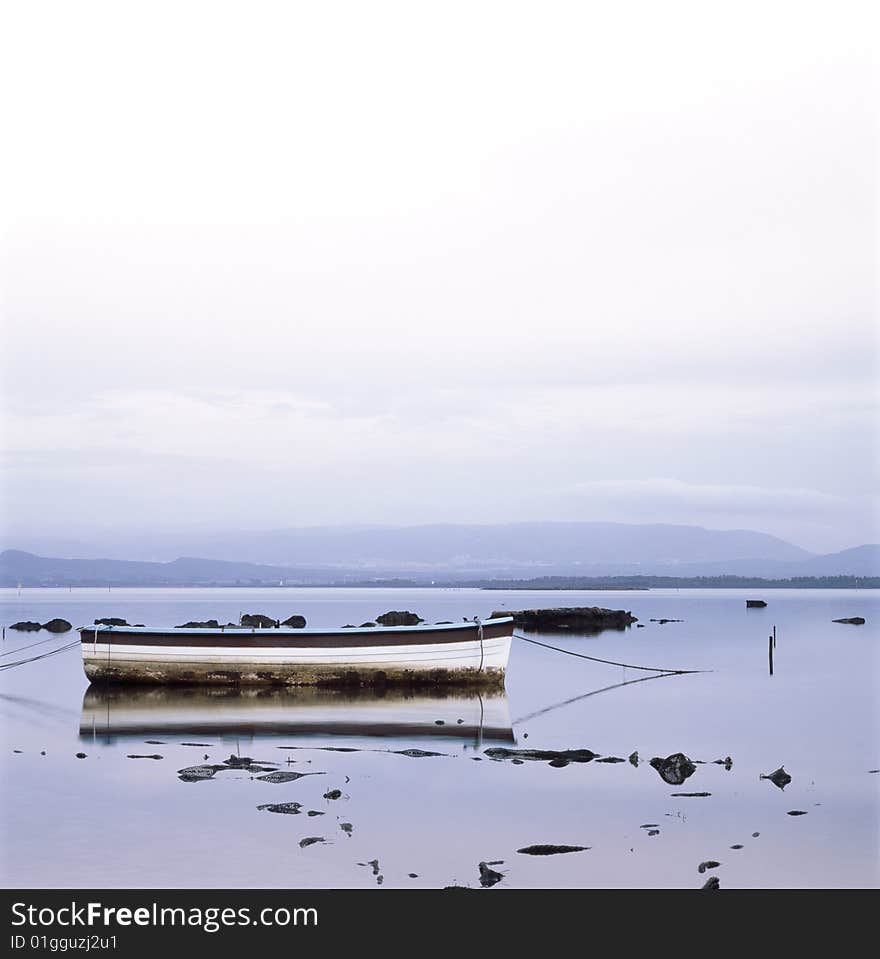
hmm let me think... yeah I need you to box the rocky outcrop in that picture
[649,752,697,786]
[376,611,424,626]
[832,617,865,625]
[42,618,72,633]
[491,606,637,632]
[177,620,220,628]
[281,615,307,628]
[11,621,42,631]
[240,613,277,628]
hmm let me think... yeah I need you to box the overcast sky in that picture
[1,1,877,553]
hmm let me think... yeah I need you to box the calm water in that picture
[1,587,877,889]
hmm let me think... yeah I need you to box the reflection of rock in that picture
[492,607,636,632]
[760,766,791,790]
[478,862,504,887]
[649,752,697,785]
[376,611,424,626]
[746,600,767,608]
[43,618,72,633]
[517,845,589,855]
[11,621,41,631]
[832,617,865,625]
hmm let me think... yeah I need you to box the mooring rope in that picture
[0,641,80,671]
[513,632,706,674]
[0,634,74,658]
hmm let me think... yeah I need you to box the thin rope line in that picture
[0,634,74,658]
[0,641,80,670]
[513,632,707,674]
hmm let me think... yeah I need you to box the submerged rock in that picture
[478,862,505,887]
[649,752,697,785]
[484,747,598,764]
[11,621,42,631]
[517,845,589,856]
[42,618,72,633]
[492,607,637,632]
[832,617,865,625]
[760,766,792,790]
[257,802,302,815]
[376,611,424,626]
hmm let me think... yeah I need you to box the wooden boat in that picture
[78,617,514,687]
[79,685,515,744]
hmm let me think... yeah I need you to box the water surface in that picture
[1,587,877,888]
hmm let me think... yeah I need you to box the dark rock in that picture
[636,624,646,628]
[492,607,637,633]
[730,844,744,849]
[649,752,697,785]
[517,845,590,855]
[126,754,163,760]
[648,830,660,837]
[176,620,220,629]
[478,862,505,887]
[786,810,808,816]
[323,789,342,800]
[832,617,865,625]
[649,618,683,624]
[746,600,767,608]
[299,837,326,848]
[340,823,353,834]
[434,720,445,726]
[257,802,302,815]
[760,766,792,790]
[597,756,626,763]
[177,764,222,781]
[435,621,453,625]
[42,618,72,633]
[548,758,569,768]
[307,810,325,817]
[752,832,760,837]
[75,752,87,759]
[485,747,598,764]
[281,615,306,628]
[358,622,376,628]
[670,791,711,797]
[376,611,424,626]
[240,613,276,628]
[11,621,42,631]
[341,625,356,629]
[393,748,445,758]
[629,751,640,766]
[702,876,720,890]
[94,618,128,626]
[713,756,733,770]
[698,860,721,874]
[257,771,322,783]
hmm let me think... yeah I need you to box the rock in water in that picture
[760,766,792,790]
[649,752,697,785]
[832,617,865,625]
[746,600,767,608]
[42,618,72,633]
[492,607,637,632]
[282,615,307,628]
[176,620,220,628]
[11,621,42,631]
[478,862,504,887]
[702,876,721,890]
[94,618,128,626]
[240,613,276,628]
[376,611,424,626]
[517,845,589,856]
[698,860,721,874]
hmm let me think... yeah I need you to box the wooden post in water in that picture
[768,634,774,675]
[773,625,777,649]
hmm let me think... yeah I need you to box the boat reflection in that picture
[79,684,514,746]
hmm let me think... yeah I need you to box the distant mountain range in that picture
[1,522,877,586]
